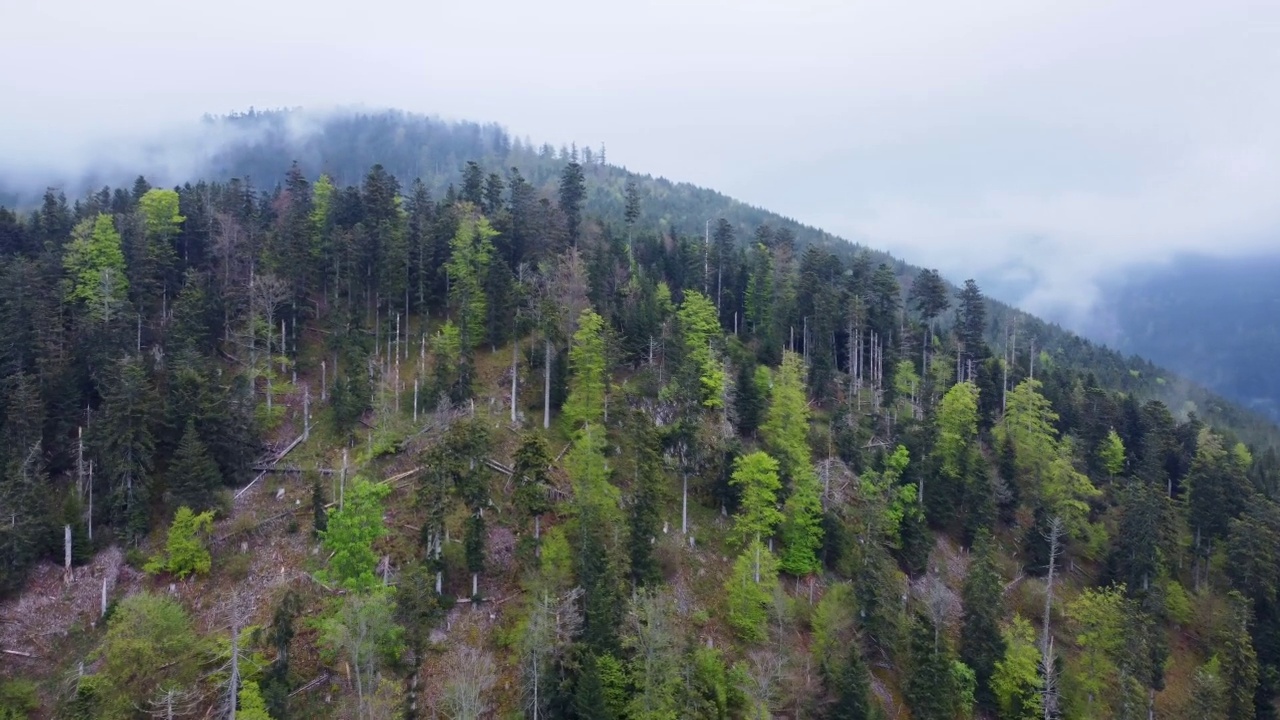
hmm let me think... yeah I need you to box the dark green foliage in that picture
[904,612,959,720]
[559,161,586,248]
[261,589,302,718]
[830,639,877,720]
[311,474,328,537]
[165,419,222,513]
[960,528,1006,710]
[625,413,665,588]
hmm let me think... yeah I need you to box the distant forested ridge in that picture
[1084,253,1280,424]
[1,108,1279,718]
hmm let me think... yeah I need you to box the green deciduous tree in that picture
[990,615,1042,719]
[726,539,779,643]
[321,478,390,592]
[672,290,725,409]
[95,593,203,719]
[63,214,128,322]
[563,309,608,431]
[729,452,784,552]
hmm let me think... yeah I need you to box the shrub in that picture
[145,507,215,579]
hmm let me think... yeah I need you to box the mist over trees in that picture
[1,109,1279,718]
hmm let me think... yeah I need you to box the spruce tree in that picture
[831,638,876,720]
[960,527,1006,711]
[166,419,222,514]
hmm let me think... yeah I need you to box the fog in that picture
[3,0,1278,325]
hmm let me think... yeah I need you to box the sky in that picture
[2,0,1279,328]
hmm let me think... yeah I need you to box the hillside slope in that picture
[1,110,1279,720]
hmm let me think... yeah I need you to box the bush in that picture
[223,552,252,582]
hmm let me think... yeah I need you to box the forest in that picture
[2,110,1280,719]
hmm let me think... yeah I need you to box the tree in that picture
[762,351,811,483]
[1220,591,1258,720]
[1098,429,1126,478]
[563,309,608,431]
[672,290,724,409]
[830,637,876,720]
[559,161,586,247]
[956,279,987,369]
[319,592,403,719]
[729,452,784,555]
[904,612,960,720]
[624,179,641,247]
[909,268,949,369]
[447,212,497,354]
[726,540,779,642]
[1188,657,1227,720]
[236,681,273,720]
[623,589,681,719]
[166,418,222,513]
[961,527,1006,711]
[513,432,553,549]
[321,478,390,592]
[1066,584,1128,715]
[95,593,202,718]
[996,379,1099,536]
[626,414,666,588]
[441,641,498,720]
[991,615,1043,719]
[144,506,214,579]
[396,562,441,719]
[63,214,128,322]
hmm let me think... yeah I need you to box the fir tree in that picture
[960,527,1006,710]
[166,419,222,514]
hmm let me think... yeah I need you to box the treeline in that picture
[2,152,1280,718]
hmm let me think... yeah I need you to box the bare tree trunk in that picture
[543,337,552,429]
[1042,516,1064,720]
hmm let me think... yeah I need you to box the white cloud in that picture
[2,0,1278,325]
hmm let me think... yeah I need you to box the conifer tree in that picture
[764,352,824,575]
[513,432,553,548]
[831,638,875,720]
[960,527,1005,710]
[166,418,222,513]
[904,612,959,720]
[563,309,607,432]
[1221,591,1259,720]
[558,161,586,248]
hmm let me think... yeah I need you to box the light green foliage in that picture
[138,188,184,239]
[780,468,824,575]
[1188,656,1227,720]
[860,445,918,546]
[954,661,977,719]
[538,525,575,592]
[725,539,779,642]
[624,589,681,720]
[1098,429,1126,477]
[990,615,1043,719]
[996,380,1100,535]
[95,593,202,719]
[728,451,783,548]
[567,422,620,514]
[675,290,725,408]
[1066,584,1128,714]
[144,507,214,579]
[563,309,608,431]
[0,679,37,719]
[320,478,390,592]
[318,592,404,715]
[762,351,811,482]
[893,359,919,413]
[1232,442,1253,472]
[63,214,128,316]
[811,583,856,676]
[935,382,979,478]
[446,212,496,348]
[236,680,272,720]
[310,173,333,256]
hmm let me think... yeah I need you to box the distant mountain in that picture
[1076,252,1280,423]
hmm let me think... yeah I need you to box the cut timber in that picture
[234,432,308,500]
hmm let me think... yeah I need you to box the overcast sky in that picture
[3,0,1278,327]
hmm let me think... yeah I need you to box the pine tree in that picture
[626,414,665,588]
[904,612,959,720]
[166,419,222,513]
[558,161,586,248]
[960,527,1006,710]
[830,638,875,720]
[1220,591,1258,720]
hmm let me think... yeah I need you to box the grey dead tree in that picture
[1041,516,1064,720]
[143,685,203,720]
[214,591,258,720]
[520,588,582,720]
[442,641,497,720]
